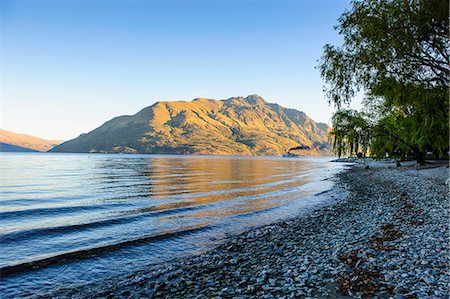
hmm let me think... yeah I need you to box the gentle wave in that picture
[0,224,210,277]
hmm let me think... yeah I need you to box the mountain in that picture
[51,95,331,156]
[0,142,39,152]
[0,129,63,152]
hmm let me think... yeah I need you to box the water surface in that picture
[0,153,345,297]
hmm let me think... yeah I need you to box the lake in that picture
[0,153,346,297]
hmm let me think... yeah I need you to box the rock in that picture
[120,290,131,297]
[206,281,216,288]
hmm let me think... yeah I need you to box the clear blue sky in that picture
[1,0,361,140]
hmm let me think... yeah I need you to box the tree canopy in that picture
[319,0,449,163]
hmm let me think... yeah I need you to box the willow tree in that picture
[329,109,371,158]
[319,0,449,164]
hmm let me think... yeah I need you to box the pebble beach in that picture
[43,162,449,299]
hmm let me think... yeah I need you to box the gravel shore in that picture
[45,163,449,299]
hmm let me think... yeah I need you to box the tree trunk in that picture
[416,150,426,166]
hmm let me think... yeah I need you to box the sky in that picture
[1,0,362,140]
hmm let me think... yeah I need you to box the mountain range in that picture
[51,95,331,156]
[0,129,63,152]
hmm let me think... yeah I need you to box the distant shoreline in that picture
[1,151,334,158]
[38,162,449,298]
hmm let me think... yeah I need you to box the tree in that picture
[319,0,449,164]
[329,109,371,158]
[370,80,449,162]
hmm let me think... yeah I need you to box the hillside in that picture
[0,129,63,152]
[0,142,39,152]
[51,95,331,156]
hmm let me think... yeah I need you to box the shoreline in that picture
[41,163,449,298]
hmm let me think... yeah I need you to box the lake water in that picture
[0,153,346,297]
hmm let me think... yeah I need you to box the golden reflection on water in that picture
[1,155,320,233]
[113,156,315,220]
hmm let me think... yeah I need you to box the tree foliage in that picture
[319,0,449,163]
[330,109,371,158]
